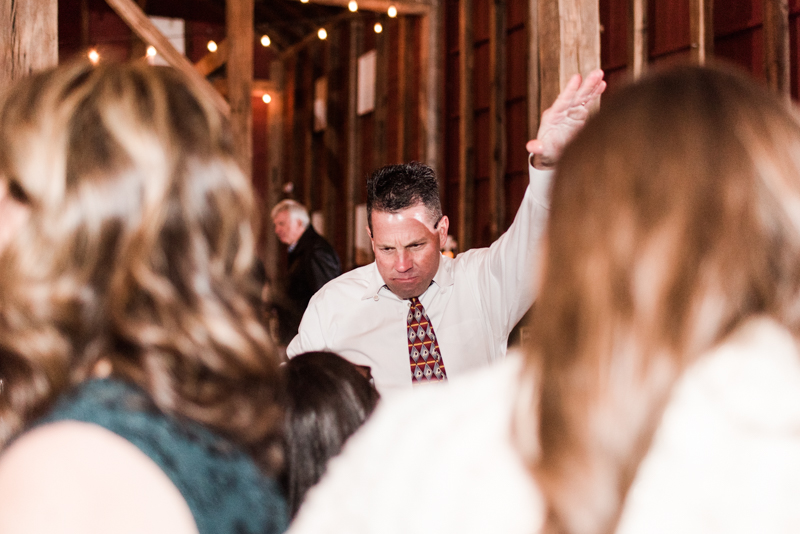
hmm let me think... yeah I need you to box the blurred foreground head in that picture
[526,65,800,534]
[0,62,282,467]
[283,352,379,517]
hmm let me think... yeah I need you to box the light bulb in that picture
[260,35,271,47]
[262,94,272,104]
[88,49,100,64]
[318,28,328,40]
[388,5,397,17]
[348,0,358,11]
[207,40,218,52]
[374,22,383,33]
[146,46,157,57]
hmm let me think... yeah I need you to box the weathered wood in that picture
[104,0,229,115]
[307,0,430,15]
[628,0,648,78]
[265,61,285,283]
[345,18,363,270]
[1,0,57,84]
[459,0,476,250]
[689,0,713,64]
[396,16,413,161]
[528,0,540,139]
[419,0,444,177]
[195,38,229,77]
[538,0,600,112]
[227,0,254,177]
[763,0,790,98]
[374,16,389,168]
[489,0,507,240]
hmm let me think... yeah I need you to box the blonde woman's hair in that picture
[0,62,282,471]
[523,65,800,534]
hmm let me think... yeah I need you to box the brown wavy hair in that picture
[0,62,283,471]
[522,65,800,534]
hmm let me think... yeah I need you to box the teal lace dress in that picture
[36,378,288,534]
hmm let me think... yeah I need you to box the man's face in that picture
[370,203,448,299]
[273,210,305,246]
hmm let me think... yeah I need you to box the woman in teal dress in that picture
[0,62,287,534]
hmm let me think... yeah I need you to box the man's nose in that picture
[395,250,413,272]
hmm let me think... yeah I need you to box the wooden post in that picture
[374,16,389,169]
[528,0,541,139]
[345,18,363,271]
[538,0,600,112]
[105,0,229,115]
[227,0,254,177]
[302,48,315,210]
[420,0,444,178]
[265,61,284,282]
[1,0,57,84]
[459,0,476,250]
[763,0,790,98]
[397,16,413,162]
[489,0,507,240]
[323,24,341,247]
[628,0,648,78]
[689,0,713,64]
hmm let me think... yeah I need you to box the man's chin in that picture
[387,280,425,299]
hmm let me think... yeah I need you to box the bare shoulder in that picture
[0,420,198,534]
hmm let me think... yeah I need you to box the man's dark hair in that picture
[366,162,442,232]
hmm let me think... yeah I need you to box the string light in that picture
[300,0,309,3]
[146,46,157,57]
[374,22,383,33]
[388,5,398,17]
[348,0,358,12]
[260,35,271,47]
[88,48,100,64]
[207,40,218,52]
[262,94,272,104]
[318,28,328,40]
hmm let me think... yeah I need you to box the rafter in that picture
[305,0,430,15]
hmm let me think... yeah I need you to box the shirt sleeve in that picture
[457,166,553,347]
[285,296,327,358]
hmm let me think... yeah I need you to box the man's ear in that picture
[436,215,449,248]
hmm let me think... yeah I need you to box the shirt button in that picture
[373,295,379,301]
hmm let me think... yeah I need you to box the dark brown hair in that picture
[523,65,800,534]
[0,62,283,471]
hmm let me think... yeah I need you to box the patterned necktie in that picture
[407,297,447,383]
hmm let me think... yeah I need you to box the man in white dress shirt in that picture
[286,70,606,396]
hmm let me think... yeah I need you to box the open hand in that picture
[527,69,606,169]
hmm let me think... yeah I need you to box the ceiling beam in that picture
[306,0,431,15]
[104,0,230,115]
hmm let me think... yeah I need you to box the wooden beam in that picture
[307,0,430,15]
[374,16,389,168]
[194,39,228,77]
[396,16,412,161]
[1,0,57,84]
[345,18,363,270]
[211,78,279,97]
[628,0,648,78]
[419,0,444,176]
[763,0,790,98]
[227,0,254,176]
[459,0,476,250]
[538,0,601,112]
[265,61,284,283]
[689,0,713,64]
[528,0,541,139]
[489,0,507,241]
[104,0,229,115]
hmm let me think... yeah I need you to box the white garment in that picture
[286,167,552,396]
[288,318,800,534]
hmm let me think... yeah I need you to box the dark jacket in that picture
[286,225,341,319]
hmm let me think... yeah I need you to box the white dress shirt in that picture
[286,167,553,396]
[288,317,800,534]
